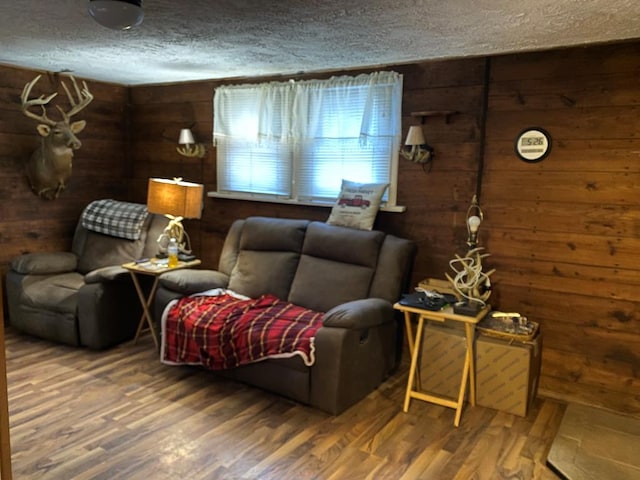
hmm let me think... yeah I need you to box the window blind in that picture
[213,71,402,204]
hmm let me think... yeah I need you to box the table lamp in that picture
[446,195,495,315]
[146,177,203,257]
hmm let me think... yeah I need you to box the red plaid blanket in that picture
[162,292,324,369]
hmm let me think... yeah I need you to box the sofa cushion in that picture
[326,179,388,230]
[11,252,78,275]
[77,230,147,274]
[159,269,230,294]
[238,217,308,251]
[370,234,417,303]
[228,251,301,299]
[299,222,384,267]
[289,256,377,312]
[288,222,385,312]
[20,272,84,314]
[217,219,244,276]
[227,217,309,299]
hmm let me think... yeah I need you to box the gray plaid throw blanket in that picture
[81,199,148,240]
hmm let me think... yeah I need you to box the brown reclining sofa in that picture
[153,216,415,414]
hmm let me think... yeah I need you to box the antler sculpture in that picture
[445,247,495,306]
[446,195,496,311]
[176,143,206,158]
[21,74,93,199]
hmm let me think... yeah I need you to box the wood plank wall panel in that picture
[482,42,640,414]
[129,43,639,413]
[378,59,486,282]
[0,66,130,272]
[128,59,486,274]
[1,40,637,415]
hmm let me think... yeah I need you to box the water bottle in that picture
[167,237,179,268]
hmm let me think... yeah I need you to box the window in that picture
[213,71,402,208]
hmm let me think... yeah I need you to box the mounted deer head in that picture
[21,74,93,200]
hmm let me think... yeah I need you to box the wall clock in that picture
[515,127,551,163]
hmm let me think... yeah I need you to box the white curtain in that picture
[214,82,294,196]
[214,71,402,201]
[292,71,402,142]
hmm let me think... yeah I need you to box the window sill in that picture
[207,191,406,212]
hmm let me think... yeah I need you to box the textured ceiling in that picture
[1,0,639,86]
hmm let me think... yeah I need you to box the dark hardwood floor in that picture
[4,328,565,479]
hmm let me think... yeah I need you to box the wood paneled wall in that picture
[1,41,637,415]
[482,43,640,414]
[0,65,130,263]
[128,58,487,280]
[128,43,639,414]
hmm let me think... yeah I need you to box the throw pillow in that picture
[326,179,388,230]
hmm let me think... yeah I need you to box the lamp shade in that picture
[147,178,203,219]
[178,128,196,145]
[404,126,426,146]
[88,0,144,30]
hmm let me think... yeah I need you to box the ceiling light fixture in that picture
[88,0,144,30]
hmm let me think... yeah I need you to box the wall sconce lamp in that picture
[400,110,459,169]
[400,126,434,164]
[466,194,484,250]
[146,177,204,257]
[88,0,144,30]
[177,128,206,158]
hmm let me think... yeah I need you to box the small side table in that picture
[394,302,490,427]
[122,258,201,349]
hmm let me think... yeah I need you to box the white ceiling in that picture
[1,0,639,86]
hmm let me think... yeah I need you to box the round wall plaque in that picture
[515,128,551,163]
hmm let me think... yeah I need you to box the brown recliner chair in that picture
[6,199,167,349]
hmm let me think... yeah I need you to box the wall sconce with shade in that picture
[87,0,144,30]
[177,128,206,158]
[400,110,459,170]
[400,126,434,164]
[146,177,204,258]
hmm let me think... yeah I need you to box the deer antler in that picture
[176,144,206,158]
[20,74,58,126]
[57,75,94,122]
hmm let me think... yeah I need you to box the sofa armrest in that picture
[11,252,78,275]
[158,269,230,295]
[84,266,130,284]
[322,298,393,329]
[311,310,398,414]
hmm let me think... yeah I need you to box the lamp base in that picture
[453,301,482,317]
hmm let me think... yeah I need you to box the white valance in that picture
[213,71,402,144]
